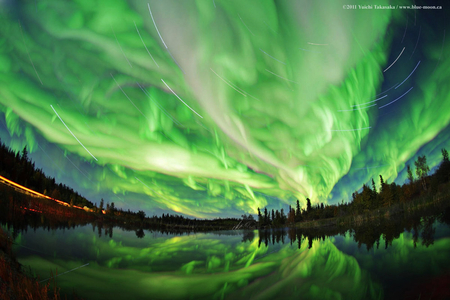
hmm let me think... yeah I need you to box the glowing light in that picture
[395,61,421,89]
[40,263,90,283]
[0,175,84,210]
[161,79,203,118]
[265,69,297,84]
[148,3,168,49]
[19,22,43,85]
[338,104,377,112]
[50,105,98,161]
[137,82,181,125]
[110,74,149,121]
[379,86,413,109]
[299,48,322,53]
[210,68,248,97]
[134,21,159,68]
[1,0,448,217]
[259,48,286,65]
[375,82,399,97]
[353,95,387,107]
[111,26,132,68]
[383,47,405,73]
[238,13,255,36]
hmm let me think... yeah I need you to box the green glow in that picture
[0,0,449,216]
[14,227,384,299]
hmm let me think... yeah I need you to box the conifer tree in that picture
[415,155,430,190]
[257,207,262,223]
[442,148,449,162]
[407,165,414,184]
[264,207,268,224]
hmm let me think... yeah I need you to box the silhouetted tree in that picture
[306,198,311,212]
[280,208,286,225]
[415,155,430,190]
[407,164,414,184]
[99,198,104,212]
[371,178,377,194]
[287,207,295,224]
[136,228,145,238]
[442,148,449,162]
[137,210,146,223]
[21,146,28,162]
[436,148,450,184]
[361,184,372,210]
[257,208,262,224]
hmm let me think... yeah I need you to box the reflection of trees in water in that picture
[241,230,254,243]
[256,209,446,250]
[420,216,436,248]
[2,190,448,250]
[136,228,145,239]
[2,210,442,251]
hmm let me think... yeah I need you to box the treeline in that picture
[0,141,145,224]
[258,149,450,227]
[256,203,450,251]
[337,149,450,218]
[0,140,94,209]
[0,140,247,232]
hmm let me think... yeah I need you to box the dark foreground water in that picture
[4,218,450,300]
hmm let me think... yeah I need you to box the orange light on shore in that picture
[0,175,85,211]
[22,207,43,214]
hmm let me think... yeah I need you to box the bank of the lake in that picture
[4,211,450,300]
[293,187,450,230]
[0,226,72,300]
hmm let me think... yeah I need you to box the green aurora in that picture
[0,0,449,217]
[14,227,384,299]
[12,225,450,299]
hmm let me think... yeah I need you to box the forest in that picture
[257,149,450,228]
[0,139,243,231]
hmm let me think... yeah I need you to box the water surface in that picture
[7,217,450,300]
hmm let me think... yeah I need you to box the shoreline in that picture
[292,190,450,230]
[0,226,69,299]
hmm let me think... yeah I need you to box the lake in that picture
[4,214,450,300]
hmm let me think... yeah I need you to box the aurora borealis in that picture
[0,0,449,218]
[13,227,385,299]
[11,223,450,299]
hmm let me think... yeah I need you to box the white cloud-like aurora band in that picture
[0,0,449,217]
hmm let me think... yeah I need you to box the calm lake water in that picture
[5,219,450,300]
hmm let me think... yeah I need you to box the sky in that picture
[0,0,449,218]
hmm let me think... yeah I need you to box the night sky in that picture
[0,0,448,218]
